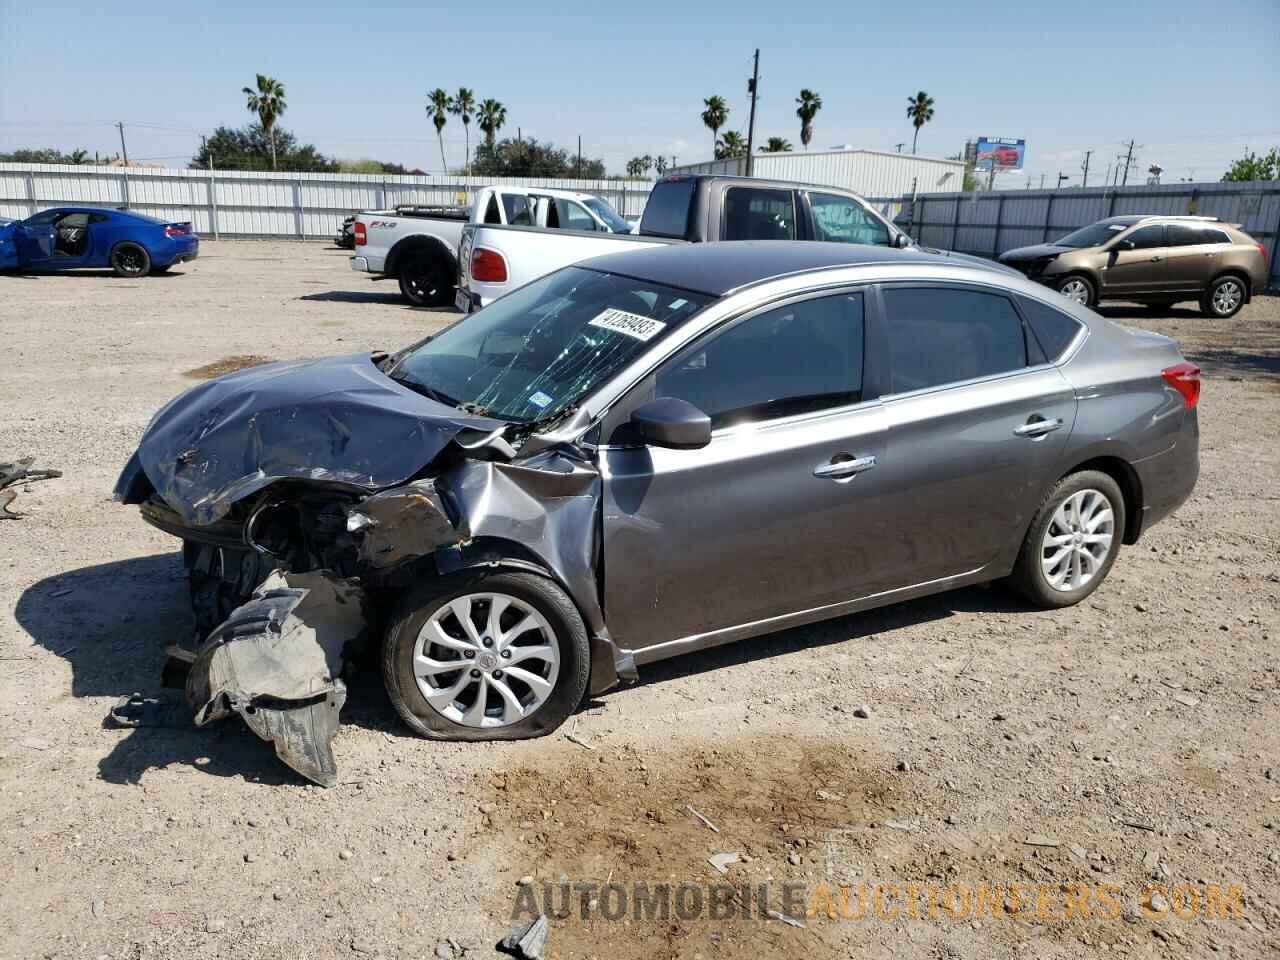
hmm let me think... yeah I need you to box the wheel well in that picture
[1209,268,1252,304]
[385,236,456,279]
[1060,456,1143,544]
[1056,270,1096,291]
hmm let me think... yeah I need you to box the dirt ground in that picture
[2,242,1277,960]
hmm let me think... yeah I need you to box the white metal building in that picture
[669,148,965,199]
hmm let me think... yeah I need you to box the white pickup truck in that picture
[349,185,633,306]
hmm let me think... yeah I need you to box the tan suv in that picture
[999,215,1268,317]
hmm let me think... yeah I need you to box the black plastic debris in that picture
[0,458,61,520]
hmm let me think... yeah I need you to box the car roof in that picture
[1100,214,1221,226]
[579,240,1010,296]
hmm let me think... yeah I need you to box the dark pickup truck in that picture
[457,174,917,309]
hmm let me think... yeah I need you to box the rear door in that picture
[1101,223,1170,294]
[719,185,801,240]
[599,289,894,652]
[870,283,1077,587]
[1164,223,1231,292]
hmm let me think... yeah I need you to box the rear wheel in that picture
[1055,274,1095,307]
[382,572,591,740]
[397,253,452,307]
[1200,275,1245,318]
[111,242,151,278]
[1009,470,1125,608]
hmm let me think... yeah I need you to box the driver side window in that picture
[1122,224,1165,249]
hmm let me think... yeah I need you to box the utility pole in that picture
[1080,150,1093,188]
[1120,139,1136,186]
[744,48,760,176]
[895,142,905,153]
[1039,173,1046,189]
[1057,172,1069,188]
[577,135,582,179]
[115,121,129,165]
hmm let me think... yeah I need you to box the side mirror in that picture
[894,233,913,249]
[630,398,711,450]
[1114,239,1135,252]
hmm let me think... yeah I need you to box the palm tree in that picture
[654,156,669,177]
[625,157,644,178]
[450,88,477,174]
[795,90,822,151]
[640,154,654,177]
[68,149,90,165]
[701,96,729,156]
[715,131,747,160]
[906,91,935,154]
[477,99,507,148]
[427,88,451,173]
[760,137,793,153]
[242,74,287,170]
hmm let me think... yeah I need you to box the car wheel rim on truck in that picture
[1211,279,1242,316]
[1040,489,1115,592]
[413,592,561,728]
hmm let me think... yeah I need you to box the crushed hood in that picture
[115,353,502,525]
[998,243,1068,263]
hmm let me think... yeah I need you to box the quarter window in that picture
[501,194,533,226]
[809,193,890,246]
[722,187,796,240]
[1017,295,1083,362]
[655,293,864,429]
[883,287,1028,394]
[1169,224,1230,245]
[483,194,502,224]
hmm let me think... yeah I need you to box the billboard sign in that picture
[974,137,1026,171]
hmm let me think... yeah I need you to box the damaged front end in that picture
[114,353,632,786]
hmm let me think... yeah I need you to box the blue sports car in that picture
[0,206,199,277]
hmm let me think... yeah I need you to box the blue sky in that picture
[2,0,1277,185]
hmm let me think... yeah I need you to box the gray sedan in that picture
[116,241,1200,783]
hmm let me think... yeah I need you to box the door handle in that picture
[1013,417,1063,438]
[814,455,877,479]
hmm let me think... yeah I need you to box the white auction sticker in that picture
[588,308,667,342]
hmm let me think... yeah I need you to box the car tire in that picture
[1200,275,1246,319]
[397,252,452,307]
[382,571,591,741]
[1008,470,1126,609]
[110,242,151,278]
[1055,274,1095,307]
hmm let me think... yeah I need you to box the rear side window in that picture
[1168,224,1232,246]
[549,199,598,232]
[882,287,1027,394]
[639,179,696,238]
[1017,295,1084,362]
[483,194,502,224]
[722,187,796,240]
[655,292,863,429]
[501,194,533,226]
[809,192,890,246]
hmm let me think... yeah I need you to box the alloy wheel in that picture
[412,592,560,728]
[1059,279,1090,305]
[1040,489,1115,592]
[1211,279,1242,316]
[116,248,144,275]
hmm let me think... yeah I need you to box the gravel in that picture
[1,243,1278,959]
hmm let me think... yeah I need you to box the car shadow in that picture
[14,552,400,787]
[298,290,412,306]
[1095,304,1203,321]
[17,553,1034,784]
[3,268,184,280]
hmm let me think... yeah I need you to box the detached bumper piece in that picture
[186,570,366,787]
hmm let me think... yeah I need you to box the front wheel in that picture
[111,242,151,278]
[1200,275,1245,318]
[1009,470,1125,608]
[1055,274,1095,307]
[382,572,591,740]
[397,253,452,307]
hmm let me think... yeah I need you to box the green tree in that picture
[906,90,935,155]
[701,96,729,156]
[760,136,793,153]
[795,90,822,150]
[190,125,337,172]
[427,88,451,173]
[1222,147,1279,182]
[0,147,93,164]
[242,74,287,170]
[450,88,477,174]
[477,99,507,148]
[472,137,604,178]
[715,131,747,160]
[654,156,669,176]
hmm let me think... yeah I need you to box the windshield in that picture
[389,267,714,423]
[584,198,633,234]
[1056,221,1133,248]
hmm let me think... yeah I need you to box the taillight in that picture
[1162,362,1200,409]
[1257,242,1267,258]
[471,247,508,283]
[164,224,189,237]
[354,222,367,246]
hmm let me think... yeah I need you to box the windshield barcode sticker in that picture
[588,309,666,342]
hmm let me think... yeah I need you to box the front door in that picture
[1101,223,1170,295]
[600,290,892,653]
[870,284,1077,586]
[15,210,58,266]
